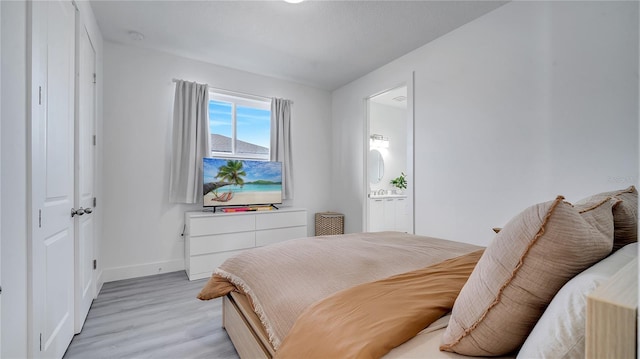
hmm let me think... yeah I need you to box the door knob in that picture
[71,208,85,217]
[84,207,93,214]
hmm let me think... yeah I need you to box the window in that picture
[209,90,272,160]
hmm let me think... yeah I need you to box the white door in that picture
[0,2,3,354]
[382,198,395,231]
[395,197,409,232]
[30,1,76,357]
[74,24,96,333]
[369,199,384,232]
[0,0,2,354]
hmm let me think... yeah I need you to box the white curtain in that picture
[270,98,294,200]
[169,80,210,203]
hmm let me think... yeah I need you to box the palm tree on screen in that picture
[215,160,247,187]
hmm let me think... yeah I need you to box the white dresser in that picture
[184,208,308,280]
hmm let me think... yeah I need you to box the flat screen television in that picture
[203,157,283,209]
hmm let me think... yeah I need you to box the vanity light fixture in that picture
[370,134,389,148]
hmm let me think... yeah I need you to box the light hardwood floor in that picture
[64,271,240,359]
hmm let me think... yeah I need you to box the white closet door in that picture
[0,2,3,355]
[30,1,76,357]
[74,24,96,334]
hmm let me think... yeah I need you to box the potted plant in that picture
[390,172,407,193]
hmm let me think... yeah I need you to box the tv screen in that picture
[203,157,283,208]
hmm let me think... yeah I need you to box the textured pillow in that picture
[575,196,621,241]
[517,243,637,359]
[440,196,616,356]
[576,186,637,251]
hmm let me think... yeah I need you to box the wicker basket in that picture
[315,212,344,236]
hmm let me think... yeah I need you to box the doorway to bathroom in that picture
[365,84,414,233]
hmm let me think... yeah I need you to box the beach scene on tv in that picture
[203,158,283,207]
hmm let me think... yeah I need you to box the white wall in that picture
[1,2,28,357]
[102,42,332,281]
[332,1,638,245]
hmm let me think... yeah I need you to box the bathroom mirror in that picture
[368,149,384,184]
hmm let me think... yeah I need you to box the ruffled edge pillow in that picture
[576,185,637,251]
[440,195,616,356]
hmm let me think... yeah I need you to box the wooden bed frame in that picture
[223,292,274,359]
[586,258,638,359]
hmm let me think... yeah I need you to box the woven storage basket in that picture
[315,212,344,236]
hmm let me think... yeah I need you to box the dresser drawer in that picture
[256,226,307,247]
[185,209,307,280]
[189,249,248,280]
[190,232,255,256]
[190,214,255,236]
[255,211,306,230]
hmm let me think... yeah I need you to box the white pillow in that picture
[517,242,637,359]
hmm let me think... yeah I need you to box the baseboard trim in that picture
[102,259,185,283]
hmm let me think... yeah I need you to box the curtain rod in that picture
[172,78,286,103]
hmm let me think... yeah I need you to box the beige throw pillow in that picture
[440,196,615,356]
[576,185,637,251]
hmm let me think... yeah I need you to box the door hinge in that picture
[93,197,97,207]
[39,333,42,351]
[38,209,42,228]
[93,135,96,146]
[93,259,97,270]
[93,73,97,84]
[38,86,42,105]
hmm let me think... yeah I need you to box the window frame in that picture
[208,89,272,160]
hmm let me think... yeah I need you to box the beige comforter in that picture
[276,250,484,359]
[198,231,482,350]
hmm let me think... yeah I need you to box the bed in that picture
[198,186,638,359]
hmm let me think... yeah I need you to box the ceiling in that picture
[90,0,507,91]
[370,85,407,109]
